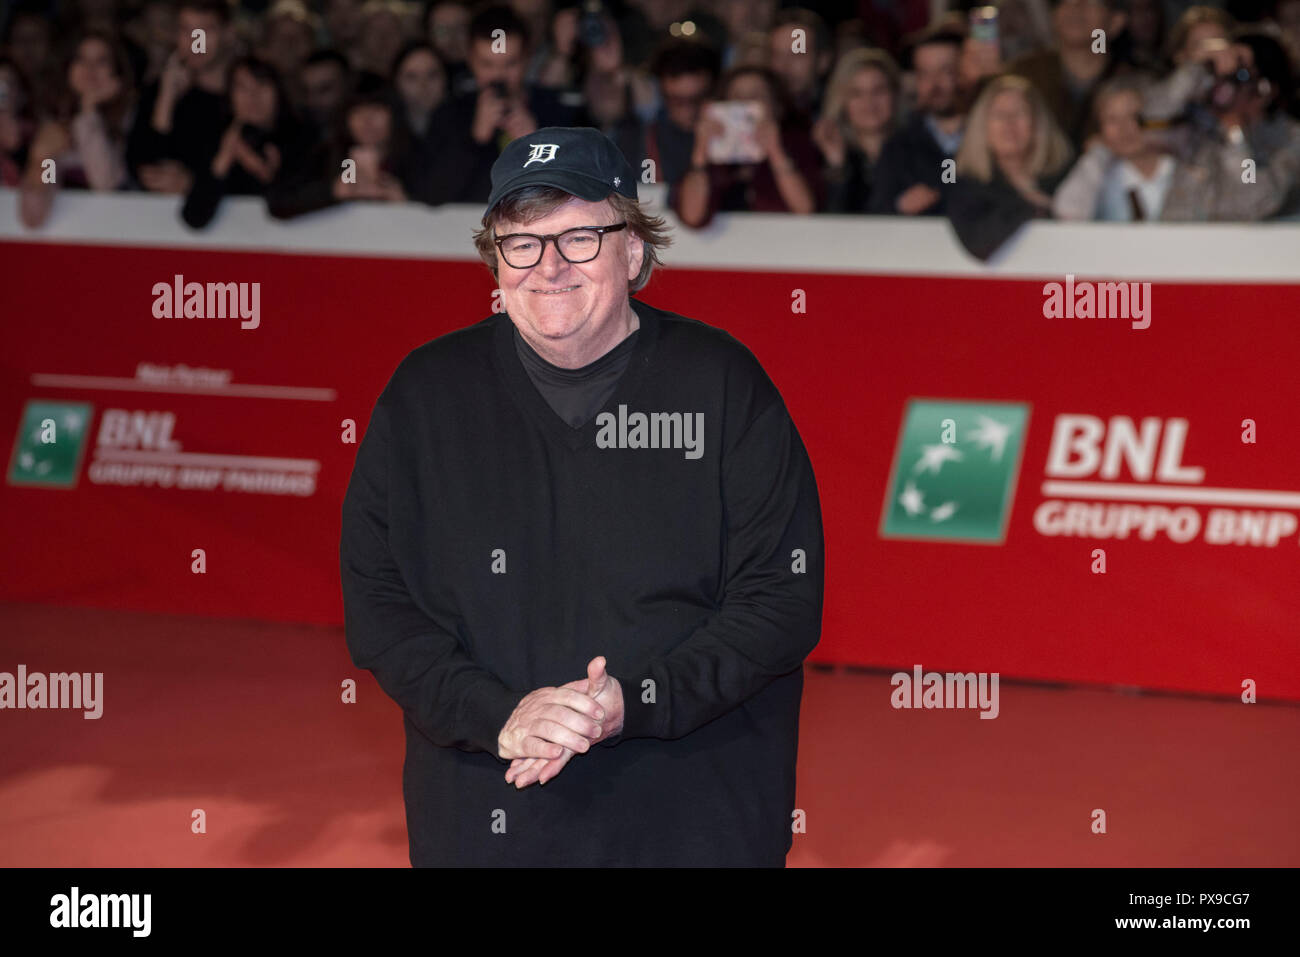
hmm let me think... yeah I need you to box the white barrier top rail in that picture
[2,186,1298,282]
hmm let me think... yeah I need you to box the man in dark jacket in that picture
[340,126,825,866]
[871,27,966,216]
[1005,0,1129,151]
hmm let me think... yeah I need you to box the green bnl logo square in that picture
[7,400,94,489]
[880,399,1030,544]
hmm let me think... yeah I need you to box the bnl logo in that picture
[7,400,94,489]
[881,399,1030,544]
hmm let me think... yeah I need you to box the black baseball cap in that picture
[486,126,638,215]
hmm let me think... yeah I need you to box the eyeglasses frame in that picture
[493,222,629,269]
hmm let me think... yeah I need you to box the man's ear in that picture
[626,233,645,280]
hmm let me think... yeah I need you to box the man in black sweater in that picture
[126,0,231,195]
[340,126,825,866]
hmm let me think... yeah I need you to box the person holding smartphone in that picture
[675,66,820,228]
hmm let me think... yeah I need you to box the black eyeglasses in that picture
[494,223,628,269]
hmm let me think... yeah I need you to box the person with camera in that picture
[1159,30,1300,220]
[420,4,586,205]
[1140,6,1236,123]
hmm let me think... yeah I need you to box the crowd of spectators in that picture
[3,0,1299,258]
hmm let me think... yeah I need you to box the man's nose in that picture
[536,240,570,276]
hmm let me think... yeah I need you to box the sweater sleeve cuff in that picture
[610,670,658,740]
[466,682,526,761]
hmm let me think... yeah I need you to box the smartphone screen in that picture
[704,101,766,164]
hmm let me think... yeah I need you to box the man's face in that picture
[325,0,363,45]
[768,23,819,97]
[302,61,347,118]
[495,196,643,351]
[468,34,527,93]
[660,70,710,130]
[913,43,960,117]
[396,48,446,114]
[1053,0,1110,50]
[359,9,405,74]
[429,3,470,62]
[176,10,223,68]
[262,15,314,76]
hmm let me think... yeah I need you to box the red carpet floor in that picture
[1,601,1296,867]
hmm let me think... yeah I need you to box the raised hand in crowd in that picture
[151,50,193,134]
[211,123,279,183]
[811,113,847,169]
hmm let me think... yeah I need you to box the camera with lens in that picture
[1206,59,1269,115]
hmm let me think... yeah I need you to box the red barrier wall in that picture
[3,223,1299,701]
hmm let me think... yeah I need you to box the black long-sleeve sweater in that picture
[947,167,1069,261]
[126,82,225,181]
[181,120,316,229]
[339,296,825,866]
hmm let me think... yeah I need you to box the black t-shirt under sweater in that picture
[512,321,638,428]
[340,296,825,866]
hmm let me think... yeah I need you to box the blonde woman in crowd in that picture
[947,73,1073,259]
[812,47,901,212]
